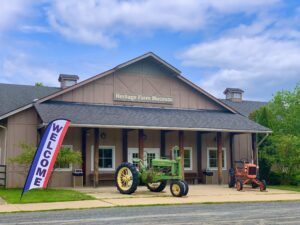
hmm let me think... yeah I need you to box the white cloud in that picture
[46,0,279,47]
[180,12,300,100]
[19,25,50,33]
[0,0,35,31]
[1,52,58,86]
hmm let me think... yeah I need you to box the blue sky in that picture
[1,0,300,101]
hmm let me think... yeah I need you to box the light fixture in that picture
[100,132,106,139]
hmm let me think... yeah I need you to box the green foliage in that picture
[35,82,43,87]
[0,188,94,204]
[10,143,82,171]
[252,84,300,185]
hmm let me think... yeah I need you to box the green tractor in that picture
[115,150,188,197]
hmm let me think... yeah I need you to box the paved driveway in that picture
[76,184,300,206]
[1,202,300,224]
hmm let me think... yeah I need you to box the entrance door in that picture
[128,148,160,167]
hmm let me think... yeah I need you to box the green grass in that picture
[269,185,300,192]
[0,188,95,204]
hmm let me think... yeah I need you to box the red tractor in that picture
[228,160,267,191]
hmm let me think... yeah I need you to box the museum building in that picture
[0,52,271,188]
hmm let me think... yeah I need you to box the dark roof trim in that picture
[115,52,181,74]
[0,104,33,120]
[224,88,244,94]
[40,122,272,134]
[58,74,79,81]
[176,75,237,114]
[36,68,115,104]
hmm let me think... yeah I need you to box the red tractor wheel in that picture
[260,180,267,191]
[236,180,243,191]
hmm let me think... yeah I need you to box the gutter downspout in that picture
[0,125,7,165]
[256,133,269,166]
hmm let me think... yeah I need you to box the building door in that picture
[128,148,160,167]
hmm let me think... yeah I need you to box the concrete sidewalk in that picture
[1,185,300,213]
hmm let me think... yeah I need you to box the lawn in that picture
[269,185,300,192]
[0,188,95,204]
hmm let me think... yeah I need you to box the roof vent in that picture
[224,88,244,102]
[58,74,79,89]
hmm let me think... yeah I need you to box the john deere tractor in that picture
[115,152,188,197]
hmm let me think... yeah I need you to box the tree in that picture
[35,82,43,87]
[10,143,82,186]
[251,84,300,185]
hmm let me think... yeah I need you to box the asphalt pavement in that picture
[0,201,300,225]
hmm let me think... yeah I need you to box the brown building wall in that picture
[48,127,82,187]
[6,108,38,188]
[54,58,223,111]
[233,134,252,161]
[0,123,6,165]
[201,133,231,184]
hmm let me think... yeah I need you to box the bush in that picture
[268,172,282,185]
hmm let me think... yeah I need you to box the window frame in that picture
[172,147,193,171]
[91,145,116,171]
[128,148,160,167]
[56,144,73,172]
[207,147,227,170]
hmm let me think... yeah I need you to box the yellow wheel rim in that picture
[172,184,180,195]
[117,167,133,191]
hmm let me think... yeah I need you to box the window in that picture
[147,153,156,167]
[207,148,226,170]
[132,152,139,167]
[56,145,73,171]
[128,148,160,167]
[172,147,192,170]
[91,146,115,171]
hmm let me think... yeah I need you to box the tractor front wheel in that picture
[260,180,267,191]
[236,180,243,191]
[147,180,167,192]
[180,180,189,196]
[115,162,139,194]
[170,180,185,197]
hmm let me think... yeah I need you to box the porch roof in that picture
[35,101,271,133]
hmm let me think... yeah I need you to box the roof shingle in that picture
[219,99,267,117]
[35,101,271,133]
[0,83,60,117]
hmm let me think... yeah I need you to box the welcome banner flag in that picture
[21,119,70,197]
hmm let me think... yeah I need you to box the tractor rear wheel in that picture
[147,180,167,192]
[115,162,139,194]
[260,180,267,191]
[236,180,243,191]
[228,168,235,188]
[170,180,185,197]
[180,180,189,196]
[251,181,259,188]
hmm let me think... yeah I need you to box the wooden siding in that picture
[54,58,223,110]
[6,108,38,188]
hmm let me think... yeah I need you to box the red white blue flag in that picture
[21,119,70,197]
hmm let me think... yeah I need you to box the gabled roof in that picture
[115,52,181,74]
[35,101,271,133]
[36,52,237,114]
[220,99,268,117]
[0,83,60,119]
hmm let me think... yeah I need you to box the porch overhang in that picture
[39,123,271,134]
[35,101,272,134]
